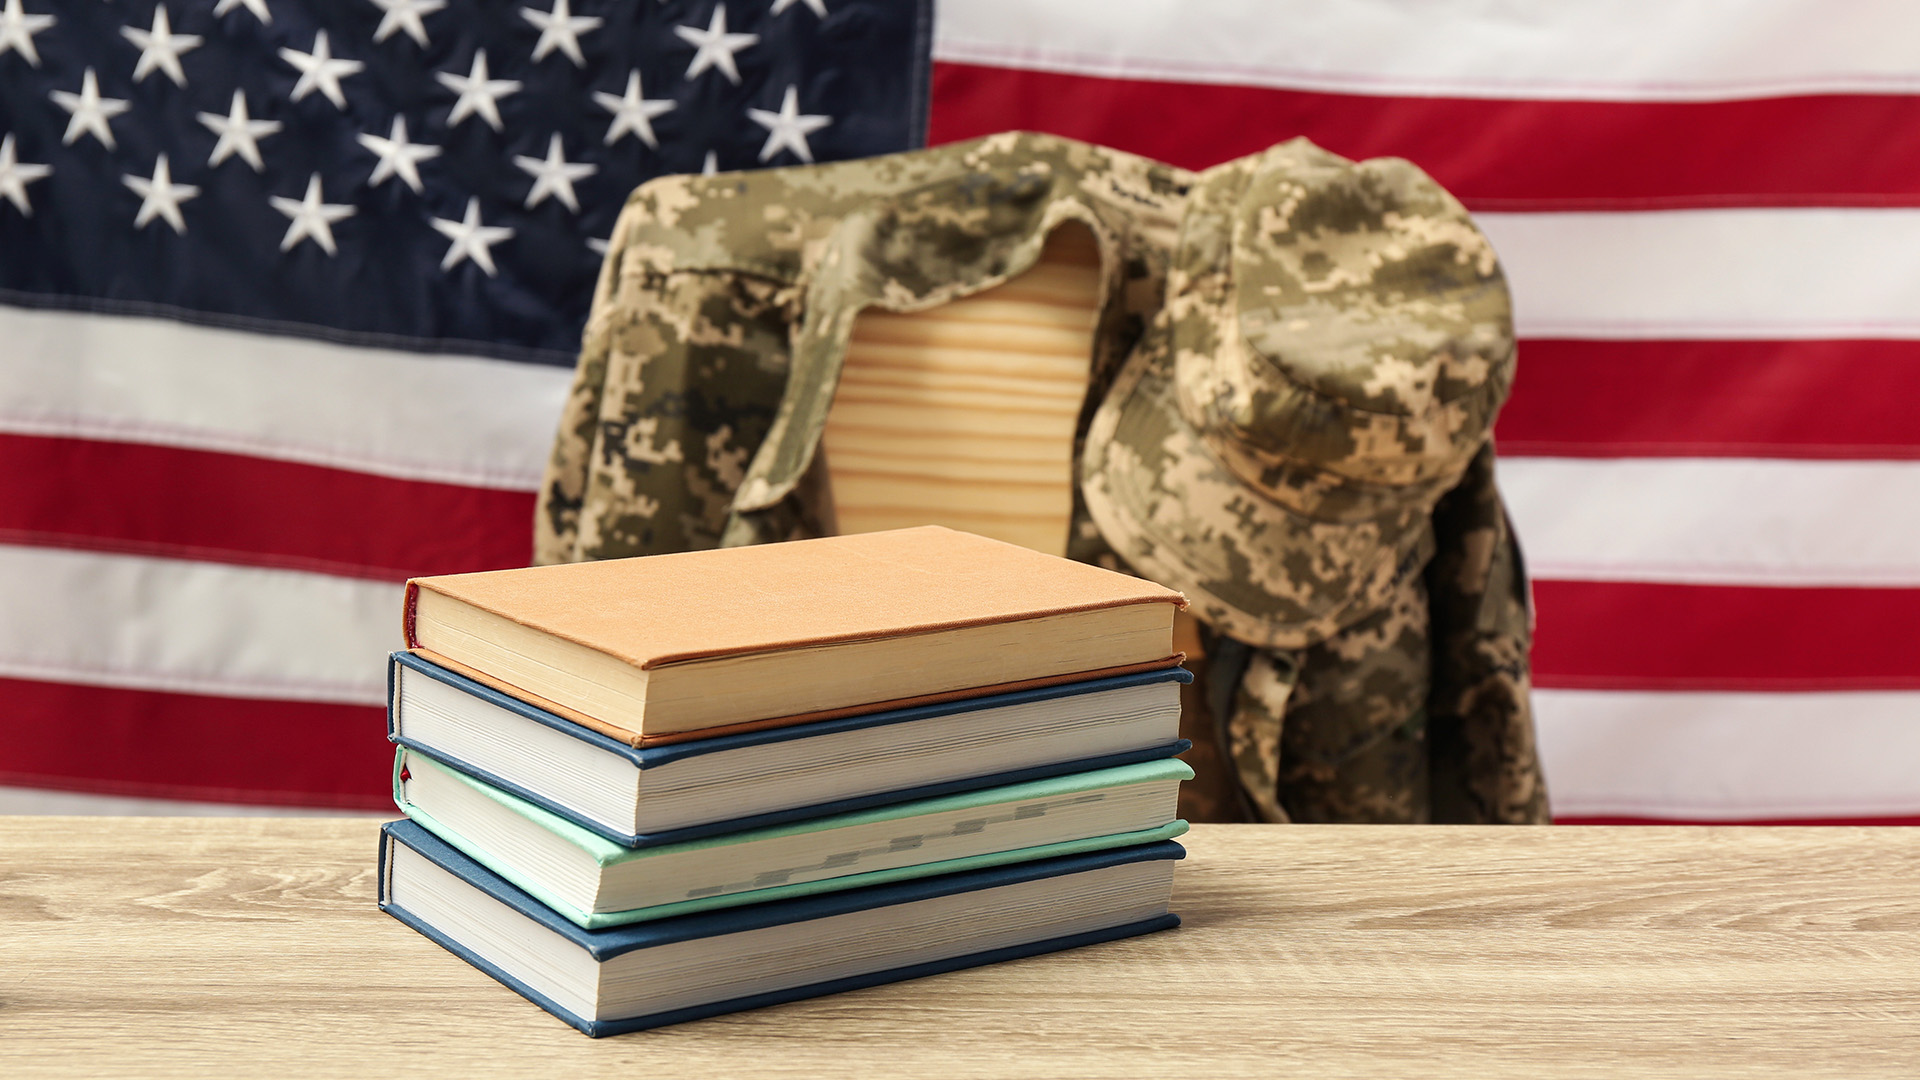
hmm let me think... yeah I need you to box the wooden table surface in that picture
[4,819,1918,1078]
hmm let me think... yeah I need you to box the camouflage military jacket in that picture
[536,133,1549,825]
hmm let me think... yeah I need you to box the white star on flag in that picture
[438,49,522,132]
[212,0,271,23]
[703,150,720,175]
[123,5,202,87]
[50,68,130,150]
[271,173,355,255]
[594,70,675,149]
[748,84,831,163]
[0,133,51,215]
[280,30,364,110]
[197,89,282,172]
[358,116,441,194]
[0,0,55,68]
[122,154,199,235]
[523,0,601,68]
[771,0,828,16]
[432,197,514,276]
[676,4,758,85]
[371,0,444,47]
[514,132,597,213]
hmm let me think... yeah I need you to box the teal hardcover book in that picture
[396,747,1191,928]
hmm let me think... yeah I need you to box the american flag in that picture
[4,0,1915,824]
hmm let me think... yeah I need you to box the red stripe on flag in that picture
[1498,339,1920,459]
[1556,816,1920,826]
[930,61,1920,209]
[0,676,392,810]
[0,433,536,580]
[1532,581,1920,691]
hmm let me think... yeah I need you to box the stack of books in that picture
[377,526,1194,1036]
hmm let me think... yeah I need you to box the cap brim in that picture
[1080,323,1430,650]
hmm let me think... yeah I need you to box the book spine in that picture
[391,746,409,815]
[401,580,421,648]
[384,654,399,741]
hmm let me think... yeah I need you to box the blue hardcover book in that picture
[388,652,1192,847]
[379,819,1185,1037]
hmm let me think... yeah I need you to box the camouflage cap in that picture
[1081,138,1515,650]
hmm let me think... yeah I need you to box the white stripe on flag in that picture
[933,0,1920,100]
[1499,457,1920,587]
[1536,688,1920,819]
[0,544,393,705]
[1477,210,1920,339]
[0,305,571,490]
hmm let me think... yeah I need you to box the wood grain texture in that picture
[825,223,1101,556]
[4,820,1919,1077]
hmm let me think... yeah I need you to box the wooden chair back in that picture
[824,223,1101,557]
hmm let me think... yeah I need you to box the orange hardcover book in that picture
[403,526,1186,743]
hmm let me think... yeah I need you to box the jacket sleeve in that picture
[1422,442,1552,824]
[534,203,799,564]
[533,213,622,566]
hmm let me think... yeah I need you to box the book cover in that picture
[403,526,1188,739]
[406,526,1185,669]
[379,819,1184,1037]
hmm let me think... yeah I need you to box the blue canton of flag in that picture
[0,0,931,358]
[0,0,930,812]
